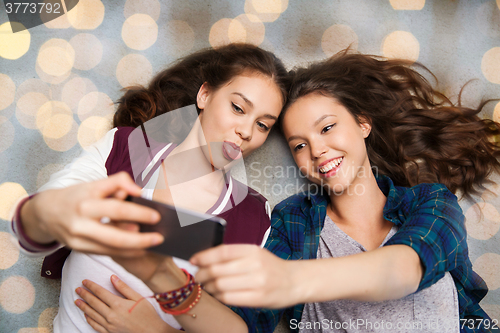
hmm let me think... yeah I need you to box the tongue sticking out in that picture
[222,142,241,160]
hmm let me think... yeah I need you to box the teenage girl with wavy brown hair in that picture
[191,53,500,333]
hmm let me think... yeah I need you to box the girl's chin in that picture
[329,184,349,194]
[211,155,240,171]
[313,179,351,195]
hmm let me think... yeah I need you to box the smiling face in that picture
[196,73,283,169]
[283,93,372,193]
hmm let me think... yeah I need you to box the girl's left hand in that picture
[190,244,301,309]
[75,275,179,333]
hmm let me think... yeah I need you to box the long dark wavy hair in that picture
[113,43,289,142]
[283,52,500,197]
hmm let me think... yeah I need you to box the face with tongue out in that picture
[283,93,372,193]
[195,73,283,170]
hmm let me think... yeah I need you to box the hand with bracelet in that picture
[75,275,178,333]
[76,253,247,333]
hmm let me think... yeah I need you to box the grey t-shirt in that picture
[299,215,459,333]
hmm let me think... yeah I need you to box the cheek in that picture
[200,113,225,139]
[246,133,268,155]
[293,155,309,174]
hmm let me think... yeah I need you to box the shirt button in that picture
[45,270,52,276]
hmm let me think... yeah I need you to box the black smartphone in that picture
[126,195,226,260]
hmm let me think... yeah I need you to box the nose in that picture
[310,140,327,159]
[235,121,252,141]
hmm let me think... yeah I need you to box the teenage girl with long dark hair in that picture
[190,52,500,333]
[12,43,288,333]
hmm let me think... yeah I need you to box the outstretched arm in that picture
[191,243,421,308]
[11,128,166,257]
[191,184,466,309]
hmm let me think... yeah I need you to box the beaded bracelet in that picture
[158,282,202,318]
[152,269,202,318]
[156,285,195,308]
[128,269,200,315]
[155,272,196,309]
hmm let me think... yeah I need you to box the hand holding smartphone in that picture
[126,195,226,260]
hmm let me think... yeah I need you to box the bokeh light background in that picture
[1,0,500,332]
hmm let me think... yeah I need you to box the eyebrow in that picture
[314,114,336,126]
[232,92,254,108]
[262,114,278,121]
[287,114,337,143]
[232,92,278,121]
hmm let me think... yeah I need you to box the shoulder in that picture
[405,182,452,198]
[114,126,136,137]
[105,127,136,177]
[245,184,267,205]
[221,180,271,245]
[272,191,317,219]
[400,182,458,208]
[83,127,120,156]
[388,180,463,224]
[103,127,135,158]
[109,127,136,147]
[379,175,458,209]
[276,191,312,207]
[232,179,269,216]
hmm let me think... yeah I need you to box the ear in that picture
[358,117,372,139]
[196,82,210,110]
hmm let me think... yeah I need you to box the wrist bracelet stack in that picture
[155,269,202,318]
[128,269,202,318]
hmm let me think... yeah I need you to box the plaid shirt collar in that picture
[299,175,404,223]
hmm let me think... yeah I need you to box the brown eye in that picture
[293,143,305,152]
[321,124,335,134]
[232,102,244,114]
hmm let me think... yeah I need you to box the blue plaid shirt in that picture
[231,176,494,333]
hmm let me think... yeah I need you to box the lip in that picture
[222,141,242,161]
[317,157,344,178]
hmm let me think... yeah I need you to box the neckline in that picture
[140,143,234,216]
[323,214,397,251]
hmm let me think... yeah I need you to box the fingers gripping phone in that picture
[126,195,226,260]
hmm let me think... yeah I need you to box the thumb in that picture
[110,275,143,301]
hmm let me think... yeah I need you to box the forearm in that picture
[19,194,57,245]
[16,129,116,247]
[175,291,248,333]
[294,245,422,303]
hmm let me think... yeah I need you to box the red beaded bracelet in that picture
[158,282,202,318]
[155,269,196,309]
[128,269,201,315]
